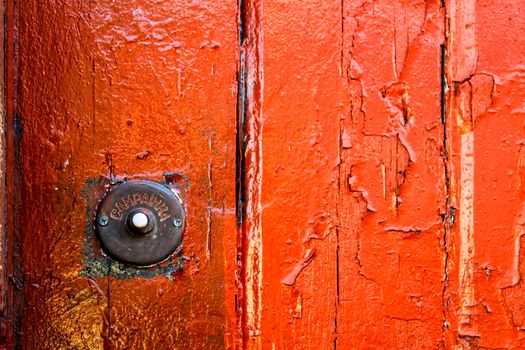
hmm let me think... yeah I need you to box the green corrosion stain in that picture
[80,177,183,280]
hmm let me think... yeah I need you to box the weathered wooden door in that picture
[1,0,524,349]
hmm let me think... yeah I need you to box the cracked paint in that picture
[444,0,525,347]
[4,0,525,348]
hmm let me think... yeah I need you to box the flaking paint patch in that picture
[279,213,334,287]
[458,130,476,335]
[448,0,478,82]
[281,248,316,286]
[338,1,447,348]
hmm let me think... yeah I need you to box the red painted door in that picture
[2,0,525,349]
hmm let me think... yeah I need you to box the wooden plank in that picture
[445,0,525,347]
[15,2,110,347]
[16,0,238,348]
[253,1,345,348]
[338,1,446,348]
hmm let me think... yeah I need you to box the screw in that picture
[173,219,183,227]
[99,216,109,226]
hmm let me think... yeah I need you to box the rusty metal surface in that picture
[95,180,185,267]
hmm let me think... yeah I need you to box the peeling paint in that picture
[6,0,525,348]
[281,249,316,287]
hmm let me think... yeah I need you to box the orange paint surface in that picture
[7,0,238,348]
[2,0,525,349]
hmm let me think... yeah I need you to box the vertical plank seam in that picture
[441,1,453,347]
[445,0,480,343]
[0,0,7,344]
[236,0,264,348]
[441,40,452,347]
[334,1,345,349]
[6,0,23,346]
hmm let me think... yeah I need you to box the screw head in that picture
[99,216,109,226]
[173,219,183,227]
